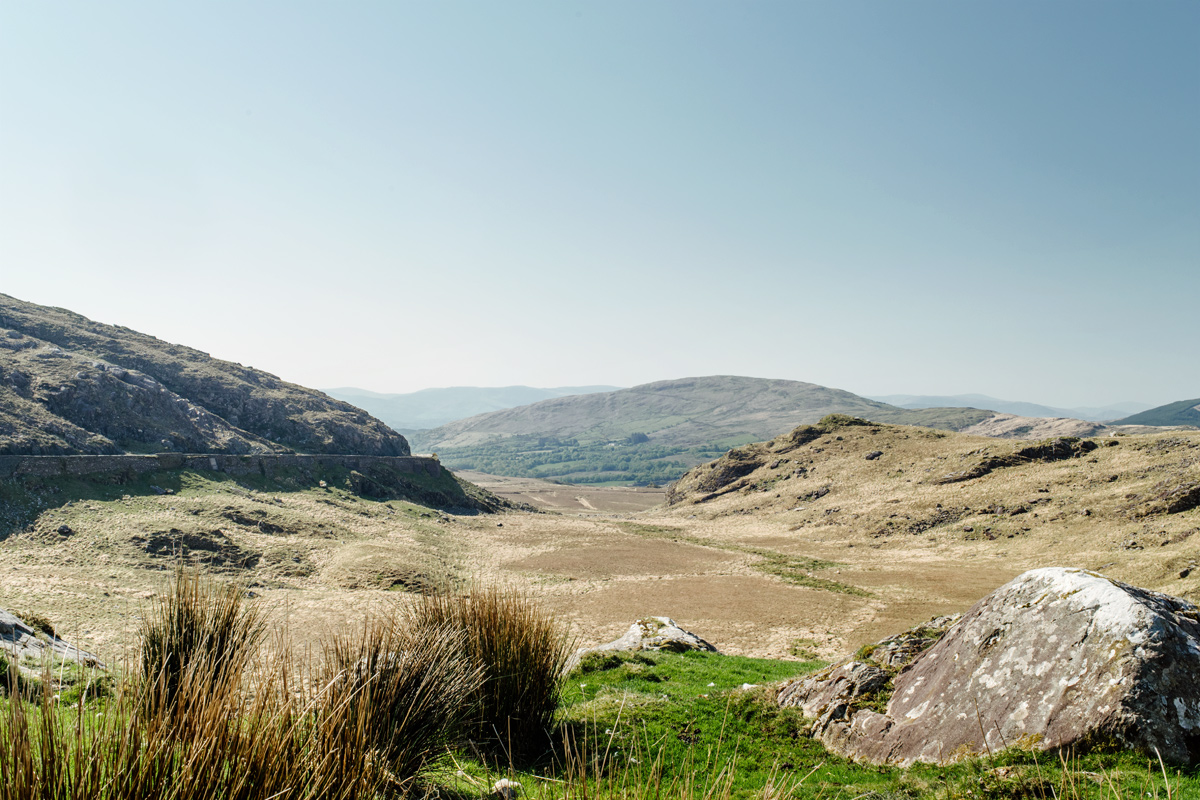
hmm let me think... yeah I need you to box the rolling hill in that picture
[0,293,409,456]
[411,376,996,484]
[324,384,621,431]
[1114,399,1200,428]
[869,394,1150,422]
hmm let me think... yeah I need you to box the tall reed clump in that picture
[410,584,573,761]
[139,567,267,719]
[0,571,317,800]
[317,616,483,791]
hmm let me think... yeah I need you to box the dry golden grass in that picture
[1,424,1197,666]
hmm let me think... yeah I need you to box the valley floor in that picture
[4,426,1195,666]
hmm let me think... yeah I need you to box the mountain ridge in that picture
[324,384,622,431]
[412,376,996,484]
[1114,398,1200,428]
[868,394,1150,422]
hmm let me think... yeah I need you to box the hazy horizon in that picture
[3,2,1196,409]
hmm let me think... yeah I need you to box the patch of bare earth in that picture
[457,470,665,514]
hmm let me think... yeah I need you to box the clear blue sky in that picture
[2,2,1196,408]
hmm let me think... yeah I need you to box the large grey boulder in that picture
[778,568,1200,766]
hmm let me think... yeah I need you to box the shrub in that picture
[411,584,573,761]
[139,568,266,716]
[0,654,15,696]
[318,617,482,789]
[12,610,54,639]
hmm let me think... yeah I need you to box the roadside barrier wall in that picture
[0,453,442,480]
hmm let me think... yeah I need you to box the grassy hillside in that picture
[413,376,993,484]
[1115,398,1200,428]
[661,415,1199,602]
[0,293,408,456]
[325,384,621,431]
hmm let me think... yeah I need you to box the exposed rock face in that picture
[958,414,1108,440]
[0,293,409,456]
[931,437,1099,484]
[778,568,1200,766]
[0,609,102,668]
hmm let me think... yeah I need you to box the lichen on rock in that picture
[778,567,1200,766]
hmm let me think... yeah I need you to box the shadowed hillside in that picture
[0,294,409,456]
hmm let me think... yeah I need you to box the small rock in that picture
[569,616,718,671]
[56,525,73,536]
[491,779,522,800]
[864,451,883,461]
[1182,568,1192,579]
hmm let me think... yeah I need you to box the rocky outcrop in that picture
[932,437,1099,484]
[1,609,102,669]
[778,568,1200,766]
[777,615,958,741]
[592,617,718,654]
[957,414,1107,441]
[0,293,409,456]
[568,617,718,671]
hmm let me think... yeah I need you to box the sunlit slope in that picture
[413,376,993,484]
[664,414,1199,600]
[1115,398,1200,428]
[0,293,409,456]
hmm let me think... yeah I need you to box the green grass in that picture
[2,582,1196,799]
[430,438,731,486]
[440,650,1197,800]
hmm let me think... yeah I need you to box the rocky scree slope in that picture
[0,294,408,456]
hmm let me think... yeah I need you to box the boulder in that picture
[0,609,102,669]
[568,617,718,671]
[778,568,1200,766]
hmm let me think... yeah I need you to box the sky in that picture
[1,2,1197,409]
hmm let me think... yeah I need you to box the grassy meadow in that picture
[1,572,1194,800]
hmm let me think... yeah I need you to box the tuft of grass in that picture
[411,584,573,761]
[139,567,266,717]
[11,611,54,639]
[318,615,483,787]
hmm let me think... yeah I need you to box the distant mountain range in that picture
[324,385,622,431]
[867,394,1151,422]
[1114,399,1200,428]
[410,376,994,484]
[0,294,409,456]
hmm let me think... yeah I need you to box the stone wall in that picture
[0,453,442,481]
